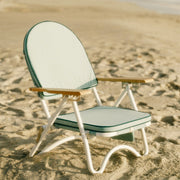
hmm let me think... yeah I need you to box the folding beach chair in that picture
[23,21,153,174]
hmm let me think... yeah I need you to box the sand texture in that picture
[0,0,180,179]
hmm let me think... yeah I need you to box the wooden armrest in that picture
[29,87,91,96]
[97,77,153,83]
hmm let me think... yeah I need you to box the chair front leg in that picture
[72,101,100,174]
[72,101,146,174]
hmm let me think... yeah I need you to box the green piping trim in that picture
[23,23,42,87]
[54,120,150,133]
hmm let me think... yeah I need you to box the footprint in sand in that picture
[141,51,153,58]
[107,95,115,101]
[138,102,153,109]
[13,77,23,84]
[9,88,22,93]
[148,48,159,53]
[134,64,144,68]
[154,90,166,96]
[154,136,178,145]
[24,124,34,130]
[0,77,6,82]
[154,136,167,142]
[5,107,25,117]
[108,67,118,75]
[161,116,175,126]
[109,60,118,68]
[151,69,167,79]
[128,67,136,71]
[167,82,180,91]
[158,72,168,78]
[11,98,26,103]
[32,111,38,118]
[8,149,29,159]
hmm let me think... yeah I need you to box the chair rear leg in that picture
[29,97,68,157]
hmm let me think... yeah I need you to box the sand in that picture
[0,0,180,179]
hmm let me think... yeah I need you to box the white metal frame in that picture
[29,83,149,174]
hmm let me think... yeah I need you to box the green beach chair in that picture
[23,21,153,174]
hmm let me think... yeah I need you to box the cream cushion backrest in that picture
[23,21,97,98]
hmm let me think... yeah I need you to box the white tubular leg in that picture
[140,128,149,156]
[72,101,97,173]
[114,88,128,107]
[126,84,138,111]
[29,97,68,157]
[40,135,82,154]
[99,145,141,173]
[72,101,143,174]
[41,99,51,119]
[126,84,149,156]
[92,87,102,106]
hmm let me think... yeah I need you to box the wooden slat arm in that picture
[29,87,91,96]
[97,77,153,83]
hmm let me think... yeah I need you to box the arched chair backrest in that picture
[23,21,97,98]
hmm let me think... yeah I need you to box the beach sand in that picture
[0,0,180,179]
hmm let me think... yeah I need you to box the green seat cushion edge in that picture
[54,106,151,133]
[54,120,149,135]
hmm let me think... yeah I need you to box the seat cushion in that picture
[54,106,151,133]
